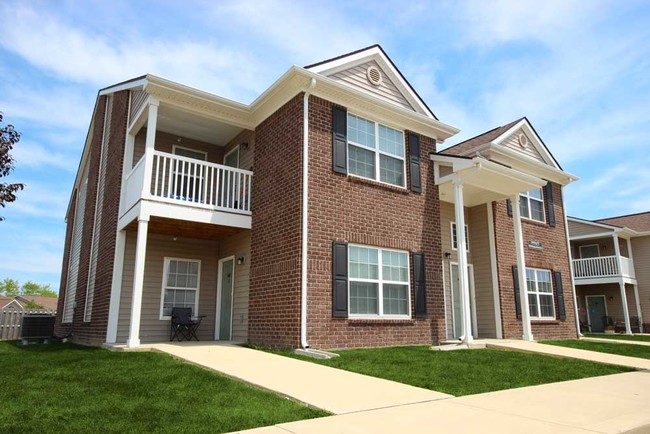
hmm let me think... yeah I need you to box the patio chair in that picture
[169,307,203,342]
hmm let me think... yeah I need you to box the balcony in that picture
[123,151,253,228]
[572,255,636,283]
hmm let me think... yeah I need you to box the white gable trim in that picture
[306,46,434,119]
[492,119,559,169]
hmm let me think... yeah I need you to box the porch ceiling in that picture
[125,216,244,240]
[156,104,245,146]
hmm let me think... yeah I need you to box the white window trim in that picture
[526,267,555,320]
[224,145,240,168]
[347,113,407,189]
[579,244,600,259]
[520,188,546,223]
[172,145,208,161]
[347,244,411,319]
[159,257,201,321]
[451,222,470,252]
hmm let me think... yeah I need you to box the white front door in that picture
[216,257,235,340]
[451,263,477,339]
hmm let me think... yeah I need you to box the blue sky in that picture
[1,0,649,291]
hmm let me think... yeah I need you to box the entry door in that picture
[217,257,235,340]
[451,263,476,339]
[587,296,607,332]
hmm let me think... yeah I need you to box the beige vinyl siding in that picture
[223,130,255,171]
[129,90,148,127]
[329,60,416,112]
[568,219,615,238]
[571,237,629,259]
[116,232,219,343]
[576,283,640,325]
[631,236,650,321]
[500,129,545,164]
[468,204,497,338]
[132,130,227,169]
[219,230,251,342]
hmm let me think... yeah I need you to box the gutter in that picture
[300,78,317,349]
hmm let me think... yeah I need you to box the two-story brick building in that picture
[55,45,579,349]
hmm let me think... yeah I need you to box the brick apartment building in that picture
[54,45,580,349]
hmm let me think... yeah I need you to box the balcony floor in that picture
[124,216,245,240]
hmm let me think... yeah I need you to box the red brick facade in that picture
[492,183,577,340]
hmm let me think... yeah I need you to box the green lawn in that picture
[0,341,327,434]
[585,333,650,343]
[265,345,632,396]
[543,339,650,360]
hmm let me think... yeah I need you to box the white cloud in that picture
[11,139,78,172]
[0,221,64,276]
[6,180,71,220]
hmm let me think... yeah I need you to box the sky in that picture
[1,0,649,292]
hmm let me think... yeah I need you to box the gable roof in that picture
[441,118,523,157]
[305,44,438,120]
[596,211,650,233]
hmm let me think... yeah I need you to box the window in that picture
[519,188,545,222]
[526,268,555,319]
[579,244,599,259]
[161,258,200,318]
[451,222,469,251]
[347,114,405,187]
[348,245,410,317]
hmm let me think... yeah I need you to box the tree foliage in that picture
[0,278,56,298]
[0,111,24,221]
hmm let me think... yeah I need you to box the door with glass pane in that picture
[216,257,235,340]
[450,263,476,339]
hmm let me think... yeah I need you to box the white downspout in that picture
[300,78,317,349]
[561,189,582,337]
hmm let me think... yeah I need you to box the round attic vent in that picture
[366,66,383,86]
[518,133,529,148]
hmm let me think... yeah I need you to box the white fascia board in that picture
[99,77,148,96]
[492,118,559,169]
[567,216,620,231]
[569,232,618,241]
[489,145,578,185]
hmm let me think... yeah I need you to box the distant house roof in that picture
[596,212,650,233]
[0,296,18,309]
[0,295,58,311]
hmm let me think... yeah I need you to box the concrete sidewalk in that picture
[582,336,650,347]
[148,342,451,414]
[485,340,650,370]
[237,371,650,434]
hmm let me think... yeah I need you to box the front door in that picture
[451,263,476,339]
[216,257,235,340]
[586,296,607,332]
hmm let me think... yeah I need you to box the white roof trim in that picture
[492,118,559,170]
[567,216,620,231]
[99,77,148,96]
[488,146,578,185]
[306,46,435,119]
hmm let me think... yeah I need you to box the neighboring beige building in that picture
[567,212,650,333]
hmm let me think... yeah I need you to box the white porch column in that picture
[127,217,149,348]
[613,234,632,335]
[453,180,473,344]
[626,238,643,332]
[511,195,533,341]
[106,230,127,343]
[141,99,159,199]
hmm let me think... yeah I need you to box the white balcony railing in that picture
[572,255,635,279]
[150,151,252,215]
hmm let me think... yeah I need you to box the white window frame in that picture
[172,145,207,161]
[519,188,546,223]
[223,145,240,168]
[347,244,411,319]
[451,222,469,252]
[159,257,201,320]
[526,267,555,320]
[579,244,600,259]
[347,113,407,188]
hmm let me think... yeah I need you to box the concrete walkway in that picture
[485,340,650,370]
[147,342,451,414]
[582,336,650,347]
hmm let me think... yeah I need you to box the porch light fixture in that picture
[237,256,245,265]
[240,142,249,150]
[444,252,452,259]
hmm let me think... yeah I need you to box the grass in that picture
[0,341,327,434]
[543,339,650,360]
[264,345,633,396]
[585,333,650,343]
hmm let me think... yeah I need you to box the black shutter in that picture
[554,271,566,321]
[332,241,348,318]
[332,106,347,174]
[413,252,427,318]
[512,265,522,319]
[544,182,556,227]
[506,199,513,217]
[408,132,421,193]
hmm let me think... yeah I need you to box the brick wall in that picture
[248,94,304,348]
[493,183,577,340]
[305,96,443,349]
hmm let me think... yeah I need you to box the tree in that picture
[0,111,24,221]
[0,277,20,297]
[0,278,56,297]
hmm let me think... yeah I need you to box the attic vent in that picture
[366,66,383,86]
[518,133,529,148]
